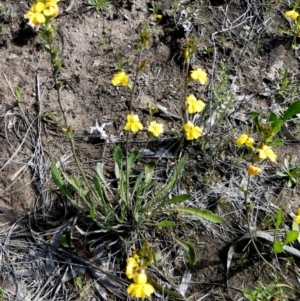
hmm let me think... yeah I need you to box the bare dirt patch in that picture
[1,0,300,300]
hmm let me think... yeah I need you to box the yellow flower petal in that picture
[124,114,143,133]
[248,165,261,176]
[34,2,46,12]
[285,10,299,22]
[236,134,249,147]
[127,283,154,298]
[258,145,277,162]
[112,71,130,87]
[133,270,147,284]
[190,68,208,85]
[183,121,202,140]
[186,94,205,114]
[148,121,164,137]
[294,215,300,224]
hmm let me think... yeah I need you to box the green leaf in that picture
[275,208,283,232]
[276,172,287,177]
[112,146,122,170]
[93,176,104,200]
[165,194,190,204]
[132,172,144,200]
[89,207,95,218]
[292,222,300,244]
[169,207,223,223]
[59,234,72,248]
[76,277,83,290]
[149,155,187,205]
[51,162,74,203]
[269,112,278,122]
[145,162,155,184]
[175,238,196,265]
[250,112,259,125]
[273,239,283,253]
[127,150,139,175]
[269,138,283,146]
[283,230,299,245]
[271,120,284,134]
[154,220,175,227]
[282,101,300,122]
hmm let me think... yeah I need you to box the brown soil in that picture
[1,0,300,300]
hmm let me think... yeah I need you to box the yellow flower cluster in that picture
[186,94,205,114]
[125,255,154,299]
[284,9,300,36]
[112,71,130,88]
[236,133,277,176]
[285,9,299,22]
[24,0,59,27]
[236,134,277,162]
[183,71,207,141]
[190,68,208,85]
[236,134,254,149]
[294,208,300,224]
[112,71,164,137]
[183,121,202,140]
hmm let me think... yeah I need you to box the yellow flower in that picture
[186,94,206,114]
[44,2,59,17]
[235,134,254,149]
[133,270,147,284]
[248,165,261,176]
[257,144,277,162]
[294,215,300,224]
[25,11,46,26]
[124,114,143,133]
[127,283,155,298]
[285,10,299,22]
[127,270,154,298]
[183,121,202,140]
[126,257,139,279]
[190,68,208,85]
[148,121,164,137]
[34,2,46,12]
[112,71,130,87]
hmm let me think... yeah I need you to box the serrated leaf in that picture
[273,239,283,253]
[169,207,223,223]
[282,101,300,122]
[154,220,175,227]
[175,238,196,265]
[165,194,190,204]
[284,230,299,245]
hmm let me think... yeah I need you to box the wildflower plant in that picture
[279,1,300,49]
[21,5,223,297]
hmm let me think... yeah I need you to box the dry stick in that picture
[33,74,48,210]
